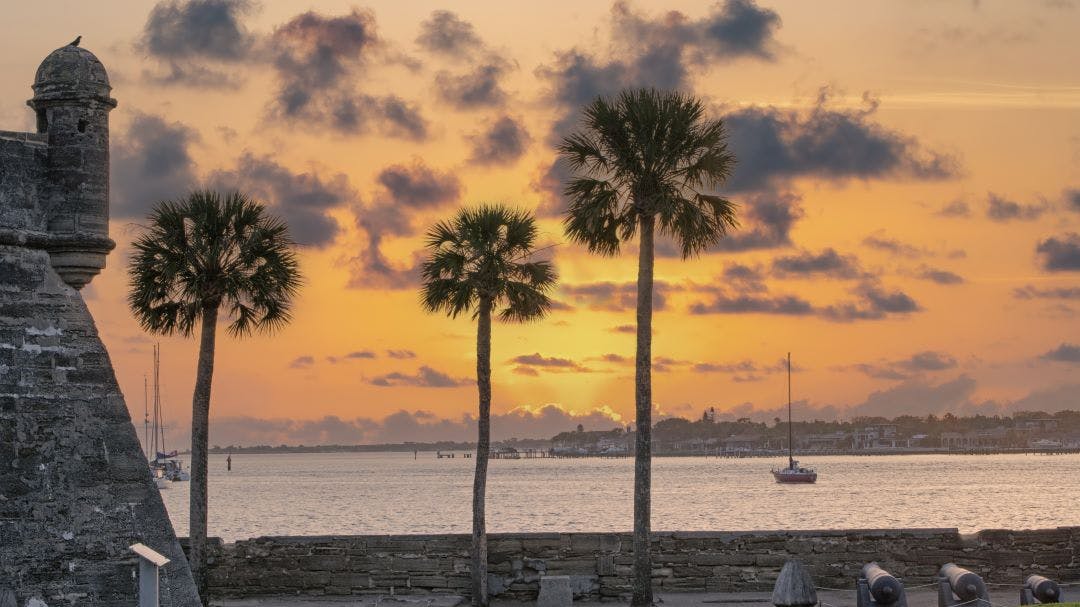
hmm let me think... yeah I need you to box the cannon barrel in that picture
[1026,575,1061,604]
[862,563,903,605]
[940,563,987,602]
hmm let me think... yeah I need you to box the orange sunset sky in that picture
[2,0,1078,446]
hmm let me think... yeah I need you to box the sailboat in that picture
[771,353,817,483]
[148,343,190,485]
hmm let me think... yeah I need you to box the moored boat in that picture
[771,353,817,484]
[146,343,189,486]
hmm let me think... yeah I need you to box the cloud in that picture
[845,375,979,418]
[435,61,511,108]
[936,199,971,217]
[690,359,786,379]
[416,10,484,57]
[139,0,256,87]
[690,279,920,322]
[387,349,417,359]
[917,267,964,285]
[1066,188,1080,212]
[610,324,636,334]
[612,0,782,64]
[141,0,255,60]
[536,0,782,147]
[689,292,814,316]
[416,11,514,109]
[531,158,574,217]
[862,233,929,258]
[266,9,429,138]
[605,0,782,92]
[207,153,354,247]
[468,116,531,165]
[1013,284,1080,300]
[197,404,626,446]
[349,161,463,289]
[559,281,676,312]
[719,263,768,294]
[902,351,958,371]
[1036,233,1080,271]
[722,91,959,192]
[985,192,1046,222]
[771,248,865,279]
[369,366,474,388]
[111,112,199,219]
[846,364,909,381]
[653,356,692,373]
[289,355,315,369]
[347,235,425,290]
[510,353,592,374]
[346,350,376,359]
[376,161,463,208]
[695,0,783,60]
[1041,343,1080,363]
[820,283,920,321]
[706,190,805,252]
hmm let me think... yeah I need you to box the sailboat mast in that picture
[143,374,150,457]
[787,352,793,466]
[152,343,161,459]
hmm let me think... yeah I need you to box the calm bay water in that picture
[158,452,1080,542]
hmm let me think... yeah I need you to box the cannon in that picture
[1021,575,1062,605]
[938,563,990,607]
[857,563,908,607]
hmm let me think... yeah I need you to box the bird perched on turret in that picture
[69,36,81,47]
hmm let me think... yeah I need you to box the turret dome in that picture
[31,43,115,105]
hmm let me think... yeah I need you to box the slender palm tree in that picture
[420,205,557,607]
[559,88,738,607]
[127,190,302,603]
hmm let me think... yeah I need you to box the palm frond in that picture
[419,204,557,324]
[558,87,740,255]
[127,190,302,339]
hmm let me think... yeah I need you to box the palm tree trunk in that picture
[189,303,218,605]
[631,214,655,607]
[472,296,493,607]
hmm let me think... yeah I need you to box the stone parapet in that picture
[191,527,1080,600]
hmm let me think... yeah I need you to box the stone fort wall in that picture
[2,43,200,605]
[195,527,1080,599]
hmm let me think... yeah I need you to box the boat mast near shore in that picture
[148,343,190,485]
[771,353,817,484]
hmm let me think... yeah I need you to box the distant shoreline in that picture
[202,445,1080,457]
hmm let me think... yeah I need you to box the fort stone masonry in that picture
[0,43,199,605]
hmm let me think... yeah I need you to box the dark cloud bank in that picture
[112,110,359,247]
[139,1,429,137]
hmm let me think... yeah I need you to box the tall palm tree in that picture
[127,190,302,603]
[559,89,738,607]
[420,205,557,607]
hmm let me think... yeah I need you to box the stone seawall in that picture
[194,527,1080,599]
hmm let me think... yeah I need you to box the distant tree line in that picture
[551,409,1080,448]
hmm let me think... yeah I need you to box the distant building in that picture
[853,424,901,449]
[941,426,1011,449]
[723,433,763,452]
[801,431,849,451]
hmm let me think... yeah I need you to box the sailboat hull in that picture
[771,470,817,483]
